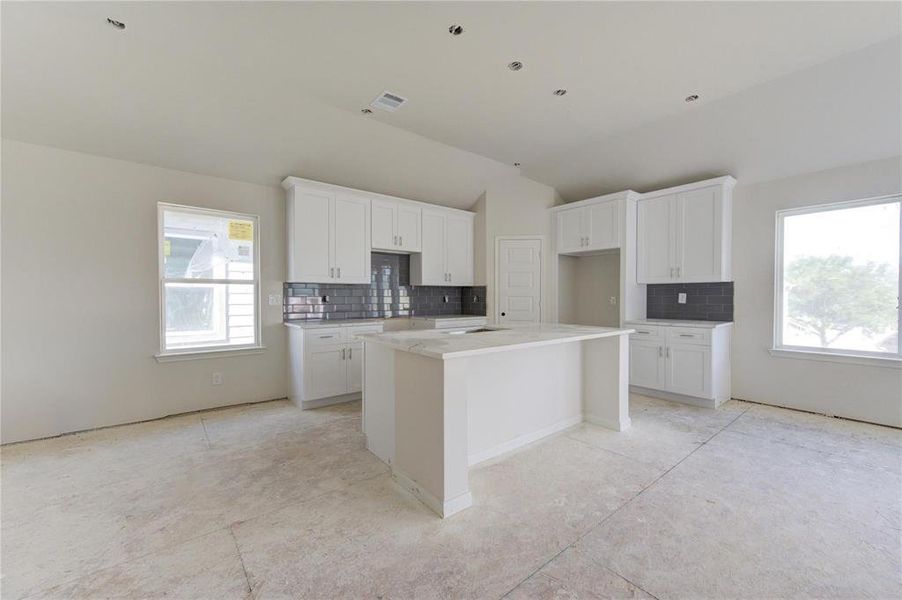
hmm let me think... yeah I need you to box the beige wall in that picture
[476,175,560,321]
[572,253,621,327]
[1,140,288,443]
[732,155,902,427]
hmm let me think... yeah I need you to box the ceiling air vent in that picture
[370,91,408,112]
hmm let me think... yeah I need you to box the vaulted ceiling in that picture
[3,2,900,207]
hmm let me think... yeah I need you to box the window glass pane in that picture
[164,282,256,350]
[163,210,254,280]
[782,201,900,354]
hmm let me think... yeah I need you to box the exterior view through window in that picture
[159,204,260,354]
[775,195,901,359]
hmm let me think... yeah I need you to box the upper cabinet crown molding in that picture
[636,176,735,284]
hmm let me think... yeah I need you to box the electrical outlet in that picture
[268,294,282,306]
[212,372,222,385]
[678,293,687,304]
[322,295,330,303]
[443,295,449,303]
[609,296,617,305]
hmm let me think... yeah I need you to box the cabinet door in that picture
[587,200,620,250]
[637,195,675,283]
[418,211,447,285]
[675,187,721,282]
[445,214,473,285]
[666,343,711,398]
[346,343,364,393]
[629,340,665,389]
[396,204,422,252]
[556,207,585,253]
[332,194,371,283]
[289,189,332,282]
[306,348,348,399]
[371,199,397,251]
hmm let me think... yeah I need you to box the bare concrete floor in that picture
[2,394,900,599]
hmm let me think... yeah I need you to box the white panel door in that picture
[418,210,446,285]
[346,343,364,393]
[587,200,620,250]
[556,207,585,253]
[629,340,664,389]
[675,187,720,282]
[332,194,370,283]
[396,204,422,252]
[306,348,348,399]
[497,239,542,323]
[371,198,397,251]
[637,195,675,283]
[290,189,332,282]
[666,343,711,398]
[445,214,473,285]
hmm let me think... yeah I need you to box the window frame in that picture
[156,202,263,359]
[773,193,902,365]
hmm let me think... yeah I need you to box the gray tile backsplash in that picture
[646,282,734,321]
[284,252,486,322]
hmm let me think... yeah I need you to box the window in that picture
[158,204,261,356]
[775,194,901,361]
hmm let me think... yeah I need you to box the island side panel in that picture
[393,352,471,518]
[362,341,395,465]
[582,334,631,431]
[466,342,582,466]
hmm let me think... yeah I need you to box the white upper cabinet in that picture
[636,176,735,284]
[411,209,474,286]
[554,197,621,255]
[371,198,422,252]
[285,180,371,284]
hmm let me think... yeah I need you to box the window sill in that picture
[155,346,267,363]
[769,348,901,369]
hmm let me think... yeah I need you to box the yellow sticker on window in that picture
[164,240,172,256]
[228,220,254,241]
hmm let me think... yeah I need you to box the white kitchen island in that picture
[360,323,634,518]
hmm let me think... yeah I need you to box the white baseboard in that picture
[629,386,718,408]
[300,392,361,410]
[585,413,632,431]
[392,468,472,518]
[467,414,583,466]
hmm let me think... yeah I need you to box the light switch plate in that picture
[678,293,687,304]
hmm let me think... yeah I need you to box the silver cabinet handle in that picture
[399,235,403,246]
[330,267,334,278]
[679,333,694,338]
[676,267,681,278]
[337,267,341,279]
[669,267,674,278]
[348,348,352,360]
[666,347,671,358]
[319,335,334,339]
[636,330,650,335]
[393,235,397,245]
[658,346,663,357]
[341,348,345,360]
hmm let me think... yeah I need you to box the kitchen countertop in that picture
[359,323,633,360]
[284,314,488,329]
[624,319,733,328]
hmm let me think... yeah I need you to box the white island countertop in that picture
[624,319,732,328]
[359,323,633,360]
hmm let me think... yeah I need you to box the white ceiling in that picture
[3,1,900,207]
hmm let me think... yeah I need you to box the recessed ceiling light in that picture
[685,94,700,102]
[448,24,464,36]
[508,61,523,71]
[553,89,567,96]
[106,18,125,30]
[360,108,373,114]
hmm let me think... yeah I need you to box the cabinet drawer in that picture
[345,325,383,342]
[305,328,345,350]
[629,325,663,341]
[666,327,711,345]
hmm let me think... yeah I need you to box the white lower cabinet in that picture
[626,321,731,406]
[287,323,383,408]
